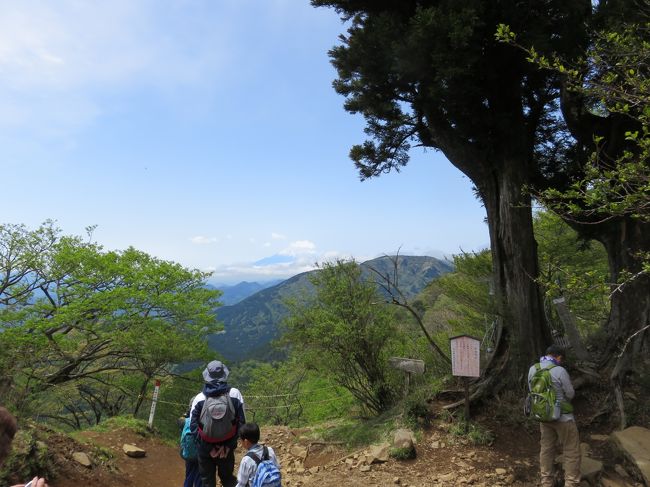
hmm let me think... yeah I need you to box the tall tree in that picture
[497,12,649,364]
[0,222,222,422]
[544,19,650,362]
[283,260,402,414]
[312,0,594,378]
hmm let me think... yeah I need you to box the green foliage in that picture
[412,221,609,361]
[411,250,497,371]
[240,359,356,426]
[0,427,55,486]
[0,222,222,429]
[211,255,452,363]
[316,1,649,374]
[498,21,650,289]
[89,416,153,437]
[284,259,403,415]
[496,20,649,224]
[434,250,495,327]
[448,420,495,446]
[389,446,416,460]
[534,210,610,334]
[313,413,397,449]
[401,381,441,428]
[546,24,648,226]
[313,0,587,178]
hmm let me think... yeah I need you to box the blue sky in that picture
[1,0,489,284]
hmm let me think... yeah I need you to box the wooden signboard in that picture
[450,335,481,378]
[450,335,480,424]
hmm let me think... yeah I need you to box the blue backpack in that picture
[247,446,282,487]
[180,416,198,461]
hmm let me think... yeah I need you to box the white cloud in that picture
[280,240,317,256]
[209,260,318,283]
[207,239,323,283]
[190,236,218,245]
[271,232,286,240]
[320,250,352,262]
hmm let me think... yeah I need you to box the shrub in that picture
[449,421,495,446]
[389,446,416,460]
[0,427,55,486]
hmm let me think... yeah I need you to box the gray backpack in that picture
[198,393,238,443]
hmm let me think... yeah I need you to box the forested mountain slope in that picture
[209,255,453,362]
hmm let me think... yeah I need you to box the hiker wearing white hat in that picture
[190,361,246,487]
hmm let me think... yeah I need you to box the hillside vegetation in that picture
[210,255,453,362]
[0,213,650,485]
[2,6,649,484]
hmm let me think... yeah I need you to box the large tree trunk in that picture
[478,161,552,380]
[594,217,650,360]
[439,139,551,383]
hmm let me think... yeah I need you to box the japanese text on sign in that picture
[450,335,480,378]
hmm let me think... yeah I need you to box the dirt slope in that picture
[46,422,540,487]
[44,416,642,487]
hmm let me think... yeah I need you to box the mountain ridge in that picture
[212,280,282,306]
[209,255,453,362]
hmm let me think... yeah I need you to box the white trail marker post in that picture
[148,379,161,429]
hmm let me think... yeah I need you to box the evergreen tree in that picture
[312,0,593,377]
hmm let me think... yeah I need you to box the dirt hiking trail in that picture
[41,416,644,487]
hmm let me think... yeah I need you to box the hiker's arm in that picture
[190,400,203,434]
[559,368,575,400]
[270,447,280,468]
[526,365,536,390]
[230,388,247,423]
[235,456,254,487]
[234,398,246,425]
[11,476,48,487]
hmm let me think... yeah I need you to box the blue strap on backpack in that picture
[246,446,282,487]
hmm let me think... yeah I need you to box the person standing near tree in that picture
[528,345,581,487]
[191,361,246,487]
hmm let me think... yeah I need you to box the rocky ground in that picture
[42,414,648,487]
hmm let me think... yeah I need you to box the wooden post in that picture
[388,357,425,397]
[463,377,470,427]
[552,297,589,361]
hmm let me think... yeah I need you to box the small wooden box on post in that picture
[449,335,481,424]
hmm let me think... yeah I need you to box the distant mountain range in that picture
[210,280,282,306]
[208,255,453,363]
